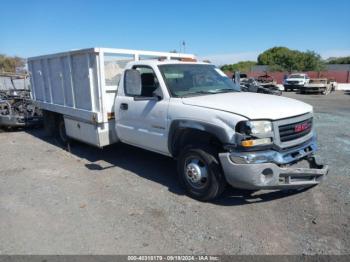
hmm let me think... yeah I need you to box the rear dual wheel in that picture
[57,117,69,145]
[43,111,69,145]
[43,110,56,136]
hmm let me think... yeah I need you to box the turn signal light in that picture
[241,140,254,147]
[241,138,272,147]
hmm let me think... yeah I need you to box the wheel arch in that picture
[168,120,229,157]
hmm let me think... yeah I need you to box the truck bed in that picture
[28,48,195,147]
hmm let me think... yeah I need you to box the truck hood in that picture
[181,92,312,120]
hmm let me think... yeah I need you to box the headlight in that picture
[249,121,272,134]
[236,120,273,148]
[236,120,272,135]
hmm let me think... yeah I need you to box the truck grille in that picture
[279,118,313,142]
[287,81,299,85]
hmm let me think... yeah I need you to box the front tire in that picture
[177,145,226,201]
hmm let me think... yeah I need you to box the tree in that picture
[0,54,25,73]
[220,61,257,72]
[257,47,324,72]
[301,50,325,71]
[327,56,350,64]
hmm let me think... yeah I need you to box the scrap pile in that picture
[0,72,42,128]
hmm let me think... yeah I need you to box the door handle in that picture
[120,103,128,110]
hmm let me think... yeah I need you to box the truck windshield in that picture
[158,64,240,97]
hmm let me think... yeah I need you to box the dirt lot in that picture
[0,91,349,255]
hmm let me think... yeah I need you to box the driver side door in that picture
[115,66,170,155]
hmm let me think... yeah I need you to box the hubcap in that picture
[184,158,208,189]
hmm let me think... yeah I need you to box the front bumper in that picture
[284,84,304,90]
[219,140,328,190]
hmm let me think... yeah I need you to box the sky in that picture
[1,0,350,65]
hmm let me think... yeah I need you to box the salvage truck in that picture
[28,48,328,201]
[300,78,333,95]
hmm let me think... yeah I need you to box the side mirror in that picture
[124,69,142,96]
[152,87,163,100]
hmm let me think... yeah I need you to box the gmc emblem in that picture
[295,122,310,133]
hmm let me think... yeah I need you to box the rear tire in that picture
[42,110,57,136]
[57,116,69,145]
[177,145,226,201]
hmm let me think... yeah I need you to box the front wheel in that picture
[177,146,226,201]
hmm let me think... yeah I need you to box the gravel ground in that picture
[0,91,349,255]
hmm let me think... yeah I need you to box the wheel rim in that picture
[184,157,209,189]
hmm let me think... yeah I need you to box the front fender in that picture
[167,119,231,156]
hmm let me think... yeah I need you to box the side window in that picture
[132,66,161,97]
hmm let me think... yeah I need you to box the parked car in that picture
[283,73,310,91]
[300,78,333,95]
[28,48,328,201]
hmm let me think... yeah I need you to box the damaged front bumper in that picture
[219,139,329,190]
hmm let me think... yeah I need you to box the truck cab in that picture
[284,73,310,91]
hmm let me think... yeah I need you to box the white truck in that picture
[283,73,310,91]
[28,48,328,201]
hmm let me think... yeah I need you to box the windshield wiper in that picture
[181,91,217,97]
[210,88,237,93]
[181,89,237,97]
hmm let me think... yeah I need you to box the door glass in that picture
[133,66,160,97]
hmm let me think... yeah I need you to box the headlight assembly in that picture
[236,120,272,135]
[249,121,272,134]
[235,120,273,148]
